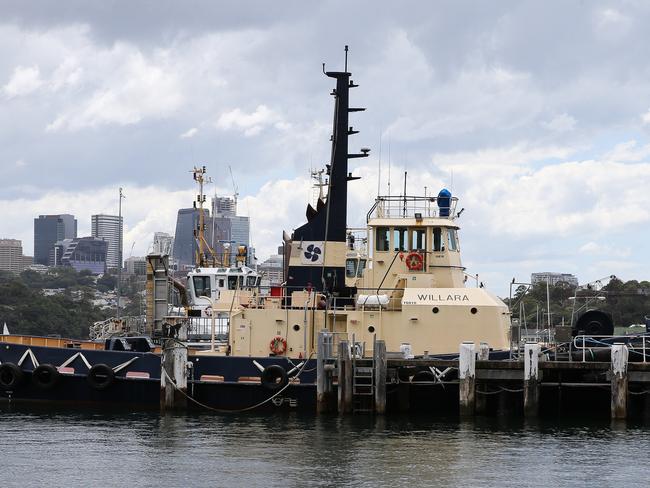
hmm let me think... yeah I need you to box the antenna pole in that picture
[116,187,125,320]
[344,45,349,72]
[403,171,407,217]
[377,130,382,198]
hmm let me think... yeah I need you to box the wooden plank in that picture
[374,340,387,415]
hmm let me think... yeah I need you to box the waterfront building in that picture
[54,237,108,275]
[91,214,123,270]
[0,239,24,274]
[125,256,147,276]
[33,214,77,265]
[531,272,579,287]
[257,246,284,288]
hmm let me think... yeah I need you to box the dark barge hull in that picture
[0,341,319,412]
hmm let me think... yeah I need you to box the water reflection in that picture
[1,408,649,487]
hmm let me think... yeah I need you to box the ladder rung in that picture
[355,367,374,373]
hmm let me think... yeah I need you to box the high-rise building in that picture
[91,214,123,270]
[531,272,579,287]
[54,237,107,275]
[172,208,209,269]
[257,246,284,288]
[124,256,147,276]
[0,239,24,274]
[212,196,236,217]
[211,195,250,266]
[33,214,77,265]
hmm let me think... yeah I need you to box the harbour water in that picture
[1,408,648,487]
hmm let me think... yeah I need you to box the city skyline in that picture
[1,2,650,295]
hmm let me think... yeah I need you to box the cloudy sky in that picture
[1,0,650,295]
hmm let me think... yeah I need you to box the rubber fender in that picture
[86,363,115,391]
[32,363,60,390]
[0,363,24,390]
[260,364,288,391]
[574,310,614,336]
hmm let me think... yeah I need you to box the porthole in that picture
[470,307,478,315]
[432,307,439,314]
[368,325,375,333]
[293,324,300,332]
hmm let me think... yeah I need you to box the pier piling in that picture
[317,331,334,413]
[523,342,541,417]
[338,340,352,414]
[611,343,629,419]
[160,339,188,411]
[374,340,387,415]
[459,342,476,417]
[475,342,490,414]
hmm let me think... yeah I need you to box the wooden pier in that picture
[317,334,650,419]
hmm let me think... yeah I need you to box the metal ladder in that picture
[352,355,375,413]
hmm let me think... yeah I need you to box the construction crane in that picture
[229,165,239,209]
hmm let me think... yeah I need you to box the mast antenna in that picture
[403,171,408,217]
[344,45,349,72]
[377,130,382,198]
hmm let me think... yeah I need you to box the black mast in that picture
[286,46,368,295]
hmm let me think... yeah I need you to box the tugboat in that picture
[0,48,511,411]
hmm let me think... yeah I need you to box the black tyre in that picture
[260,365,288,390]
[0,363,23,390]
[86,364,115,390]
[32,364,60,390]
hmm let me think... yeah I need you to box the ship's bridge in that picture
[354,193,466,290]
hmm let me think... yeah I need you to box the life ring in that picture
[269,336,287,355]
[86,363,115,390]
[260,365,288,390]
[204,306,213,318]
[0,362,24,390]
[405,252,424,271]
[32,364,60,390]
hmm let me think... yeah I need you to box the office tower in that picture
[211,195,250,266]
[91,214,123,270]
[54,237,108,275]
[0,239,24,274]
[172,208,209,268]
[33,214,77,265]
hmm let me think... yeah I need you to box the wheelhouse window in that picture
[346,258,357,278]
[216,276,225,288]
[193,276,211,297]
[448,229,459,251]
[376,227,390,251]
[393,227,408,251]
[228,276,239,290]
[432,227,443,252]
[246,276,257,287]
[411,229,426,251]
[358,259,367,277]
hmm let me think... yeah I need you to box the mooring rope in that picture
[161,351,314,414]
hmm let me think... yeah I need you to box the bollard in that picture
[475,342,490,414]
[338,340,352,414]
[459,342,476,417]
[374,340,387,415]
[160,339,188,411]
[611,343,629,419]
[524,342,541,417]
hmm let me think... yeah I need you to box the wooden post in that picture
[374,340,387,415]
[611,343,628,420]
[160,339,188,411]
[317,330,329,413]
[459,342,476,417]
[338,340,352,414]
[524,342,541,417]
[475,342,489,414]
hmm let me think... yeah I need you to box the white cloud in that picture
[216,105,285,137]
[542,113,576,132]
[46,47,184,132]
[180,127,198,139]
[604,140,650,162]
[3,65,43,98]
